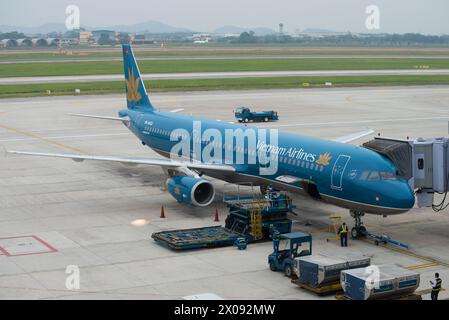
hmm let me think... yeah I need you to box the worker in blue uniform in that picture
[430,273,442,300]
[338,222,349,247]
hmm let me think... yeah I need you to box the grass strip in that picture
[1,75,449,99]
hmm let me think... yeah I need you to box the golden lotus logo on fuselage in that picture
[126,67,142,102]
[316,152,332,166]
[174,186,181,195]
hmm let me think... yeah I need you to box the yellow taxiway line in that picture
[0,122,86,154]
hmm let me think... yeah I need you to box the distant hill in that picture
[301,28,335,33]
[0,21,195,35]
[214,25,275,35]
[98,21,194,33]
[0,23,67,35]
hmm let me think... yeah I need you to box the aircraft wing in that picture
[6,150,235,173]
[332,129,375,144]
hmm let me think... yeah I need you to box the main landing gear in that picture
[350,210,367,239]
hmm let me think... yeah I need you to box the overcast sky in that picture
[1,0,448,34]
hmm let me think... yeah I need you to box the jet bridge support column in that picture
[413,137,449,211]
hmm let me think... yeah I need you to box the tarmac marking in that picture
[415,288,446,295]
[0,122,86,153]
[432,90,449,94]
[406,263,439,270]
[158,98,178,103]
[0,235,58,257]
[362,238,449,269]
[345,94,356,103]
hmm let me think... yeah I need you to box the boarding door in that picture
[331,155,351,191]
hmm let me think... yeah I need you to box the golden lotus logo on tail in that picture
[316,152,332,166]
[126,67,142,102]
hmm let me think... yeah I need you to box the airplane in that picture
[8,44,416,238]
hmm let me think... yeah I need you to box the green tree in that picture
[238,31,257,43]
[98,33,114,45]
[0,31,26,40]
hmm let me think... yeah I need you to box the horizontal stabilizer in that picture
[68,113,130,124]
[169,108,184,113]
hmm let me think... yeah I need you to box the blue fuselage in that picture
[120,108,415,215]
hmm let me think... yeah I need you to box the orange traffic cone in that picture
[160,206,166,218]
[214,208,220,222]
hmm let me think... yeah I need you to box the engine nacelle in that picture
[166,176,215,207]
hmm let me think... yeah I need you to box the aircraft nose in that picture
[396,181,415,210]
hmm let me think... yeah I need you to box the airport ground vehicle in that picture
[234,107,278,122]
[268,231,312,277]
[152,191,293,250]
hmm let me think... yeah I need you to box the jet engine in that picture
[166,176,215,207]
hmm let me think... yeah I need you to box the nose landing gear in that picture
[350,210,367,239]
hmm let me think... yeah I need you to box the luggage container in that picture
[327,251,371,270]
[296,255,347,288]
[341,264,420,300]
[295,252,370,288]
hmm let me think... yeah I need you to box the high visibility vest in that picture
[341,225,348,233]
[433,278,442,291]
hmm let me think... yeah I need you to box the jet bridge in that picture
[363,135,449,211]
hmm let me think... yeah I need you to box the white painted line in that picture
[0,133,128,143]
[257,116,449,128]
[2,69,449,85]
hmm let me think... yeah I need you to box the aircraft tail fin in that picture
[122,44,154,111]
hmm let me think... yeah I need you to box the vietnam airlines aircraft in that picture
[8,44,415,237]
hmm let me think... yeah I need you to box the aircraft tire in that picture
[351,227,358,239]
[284,264,293,277]
[351,226,367,239]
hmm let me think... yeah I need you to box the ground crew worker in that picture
[338,222,349,247]
[430,273,442,300]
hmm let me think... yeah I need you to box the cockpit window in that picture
[359,170,397,181]
[367,171,380,181]
[380,171,397,180]
[359,171,370,181]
